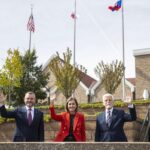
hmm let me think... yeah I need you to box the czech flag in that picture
[108,0,122,11]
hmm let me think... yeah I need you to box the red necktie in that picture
[28,109,32,125]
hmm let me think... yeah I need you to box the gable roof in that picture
[80,72,97,88]
[42,55,97,89]
[42,54,55,71]
[126,78,136,86]
[133,48,150,56]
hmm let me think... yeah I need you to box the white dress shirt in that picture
[105,108,113,122]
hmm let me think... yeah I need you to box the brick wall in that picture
[135,54,150,99]
[74,84,88,104]
[0,117,141,142]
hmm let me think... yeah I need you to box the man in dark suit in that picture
[95,93,137,142]
[0,90,44,142]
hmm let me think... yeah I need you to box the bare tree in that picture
[95,60,124,94]
[49,48,87,99]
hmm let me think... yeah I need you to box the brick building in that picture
[90,78,135,102]
[42,56,96,105]
[133,48,150,99]
[41,55,136,104]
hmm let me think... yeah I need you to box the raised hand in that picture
[50,94,56,106]
[124,96,132,104]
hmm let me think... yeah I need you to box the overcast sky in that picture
[0,0,150,79]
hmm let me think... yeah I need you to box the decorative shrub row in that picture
[0,99,149,124]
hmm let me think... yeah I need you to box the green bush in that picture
[0,117,6,124]
[79,99,150,109]
[0,99,149,124]
[0,114,51,124]
[36,105,64,110]
[44,114,51,123]
[80,103,103,109]
[0,117,15,124]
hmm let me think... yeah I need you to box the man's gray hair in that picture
[102,93,114,101]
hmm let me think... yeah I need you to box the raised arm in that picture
[49,99,63,121]
[123,98,137,121]
[0,92,16,118]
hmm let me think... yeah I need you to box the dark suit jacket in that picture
[0,105,44,142]
[95,106,136,142]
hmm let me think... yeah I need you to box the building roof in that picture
[80,72,97,88]
[42,54,56,71]
[43,55,97,89]
[133,48,150,56]
[126,78,136,86]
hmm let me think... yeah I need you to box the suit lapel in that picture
[102,112,108,127]
[31,108,38,125]
[110,109,118,127]
[20,106,28,125]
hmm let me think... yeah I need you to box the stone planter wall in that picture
[0,143,150,150]
[0,117,141,142]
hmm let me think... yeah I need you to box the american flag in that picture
[27,13,35,32]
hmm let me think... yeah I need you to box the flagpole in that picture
[71,0,77,98]
[28,5,33,51]
[73,0,77,66]
[29,29,32,51]
[121,0,126,100]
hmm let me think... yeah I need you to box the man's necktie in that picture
[107,110,111,127]
[28,109,32,125]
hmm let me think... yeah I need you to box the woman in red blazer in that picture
[49,97,86,142]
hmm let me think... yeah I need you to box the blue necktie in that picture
[107,110,111,127]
